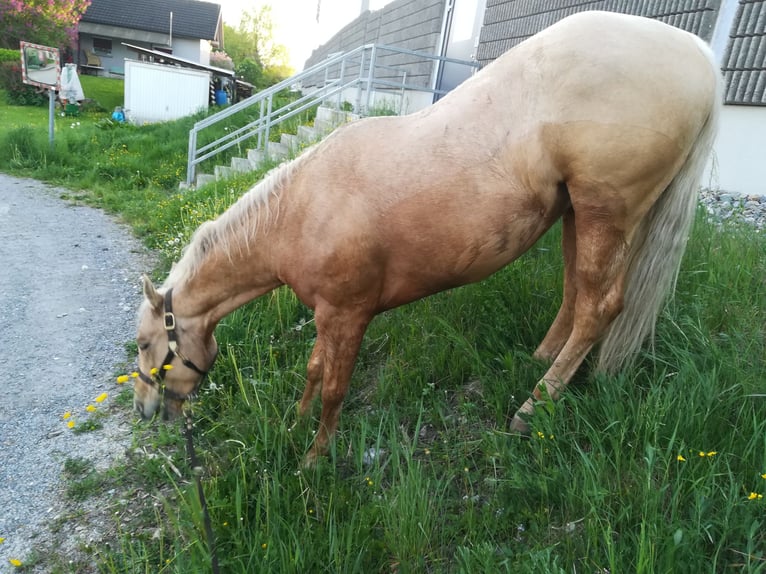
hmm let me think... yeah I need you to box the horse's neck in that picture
[173,235,282,327]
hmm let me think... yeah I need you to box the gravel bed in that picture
[0,175,152,572]
[699,188,766,231]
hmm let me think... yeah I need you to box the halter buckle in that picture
[164,311,176,331]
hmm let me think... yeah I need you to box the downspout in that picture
[431,0,454,101]
[169,11,173,48]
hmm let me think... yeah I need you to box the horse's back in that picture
[441,10,720,208]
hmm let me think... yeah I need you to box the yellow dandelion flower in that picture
[86,405,96,412]
[162,364,173,371]
[677,455,686,462]
[706,451,718,457]
[62,411,71,420]
[150,367,159,376]
[747,492,763,501]
[131,372,139,378]
[536,431,545,439]
[95,393,108,403]
[67,420,75,429]
[222,521,228,527]
[0,537,5,544]
[9,558,22,567]
[699,451,706,457]
[261,543,268,550]
[116,375,129,384]
[761,473,766,480]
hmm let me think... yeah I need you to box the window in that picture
[93,37,112,56]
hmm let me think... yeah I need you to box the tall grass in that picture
[1,78,763,573]
[105,185,765,573]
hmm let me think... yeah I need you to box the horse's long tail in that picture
[597,48,722,373]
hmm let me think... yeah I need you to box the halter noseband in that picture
[138,287,211,402]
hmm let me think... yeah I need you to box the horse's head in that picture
[134,275,218,421]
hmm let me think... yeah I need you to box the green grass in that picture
[1,78,764,573]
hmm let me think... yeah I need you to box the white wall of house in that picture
[706,105,766,197]
[169,38,211,66]
[125,60,209,125]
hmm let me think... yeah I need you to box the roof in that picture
[477,0,720,65]
[81,0,222,41]
[122,42,234,76]
[721,0,766,105]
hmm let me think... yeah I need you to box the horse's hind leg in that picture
[512,213,629,433]
[534,207,577,363]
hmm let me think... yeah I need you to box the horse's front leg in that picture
[297,338,324,418]
[303,305,371,467]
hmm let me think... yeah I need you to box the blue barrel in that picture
[214,89,228,105]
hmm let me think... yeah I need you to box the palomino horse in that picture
[135,11,721,465]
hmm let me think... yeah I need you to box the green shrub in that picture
[0,61,47,106]
[0,48,21,63]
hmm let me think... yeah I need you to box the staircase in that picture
[193,106,359,188]
[184,44,479,189]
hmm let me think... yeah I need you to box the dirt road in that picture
[0,174,150,571]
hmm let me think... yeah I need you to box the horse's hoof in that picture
[509,414,531,437]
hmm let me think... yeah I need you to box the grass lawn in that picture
[0,79,764,573]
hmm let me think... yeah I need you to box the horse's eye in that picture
[138,342,150,352]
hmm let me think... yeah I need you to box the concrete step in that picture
[297,125,318,144]
[231,157,256,173]
[316,106,357,124]
[265,141,288,160]
[196,173,216,187]
[247,149,265,164]
[214,165,235,180]
[280,133,301,153]
[313,118,336,135]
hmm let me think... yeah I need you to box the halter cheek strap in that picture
[138,288,212,402]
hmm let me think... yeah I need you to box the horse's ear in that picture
[142,274,163,310]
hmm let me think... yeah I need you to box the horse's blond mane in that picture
[164,150,313,287]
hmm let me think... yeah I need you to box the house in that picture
[303,0,766,197]
[77,0,223,76]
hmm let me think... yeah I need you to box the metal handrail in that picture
[186,43,479,186]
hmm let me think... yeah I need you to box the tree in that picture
[223,5,293,89]
[0,0,92,49]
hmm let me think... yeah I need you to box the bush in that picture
[0,61,48,106]
[0,48,20,63]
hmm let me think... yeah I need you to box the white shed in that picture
[124,59,209,125]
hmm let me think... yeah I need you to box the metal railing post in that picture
[338,56,347,109]
[258,99,265,149]
[186,127,197,186]
[356,48,366,112]
[365,44,377,112]
[264,94,273,158]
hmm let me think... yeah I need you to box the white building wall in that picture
[171,38,210,66]
[125,60,209,125]
[706,105,766,197]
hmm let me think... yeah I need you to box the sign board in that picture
[20,41,60,90]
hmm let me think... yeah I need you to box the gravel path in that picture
[0,175,151,572]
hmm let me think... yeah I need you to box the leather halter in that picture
[137,288,211,402]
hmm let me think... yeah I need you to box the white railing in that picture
[186,44,479,186]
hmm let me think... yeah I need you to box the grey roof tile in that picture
[82,0,221,41]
